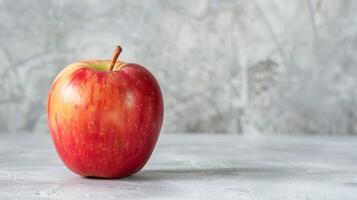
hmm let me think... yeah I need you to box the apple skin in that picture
[47,60,163,178]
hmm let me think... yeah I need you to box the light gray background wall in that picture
[0,0,356,135]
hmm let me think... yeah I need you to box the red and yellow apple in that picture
[47,46,163,178]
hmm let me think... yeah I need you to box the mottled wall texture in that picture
[0,0,357,135]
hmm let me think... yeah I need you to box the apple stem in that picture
[109,46,122,71]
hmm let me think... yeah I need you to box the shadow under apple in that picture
[128,166,304,182]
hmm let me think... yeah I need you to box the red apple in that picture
[47,46,164,178]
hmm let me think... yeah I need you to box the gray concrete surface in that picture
[1,133,357,199]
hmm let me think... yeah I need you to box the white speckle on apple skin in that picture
[124,91,135,108]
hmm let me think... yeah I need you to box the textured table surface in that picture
[1,134,357,200]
